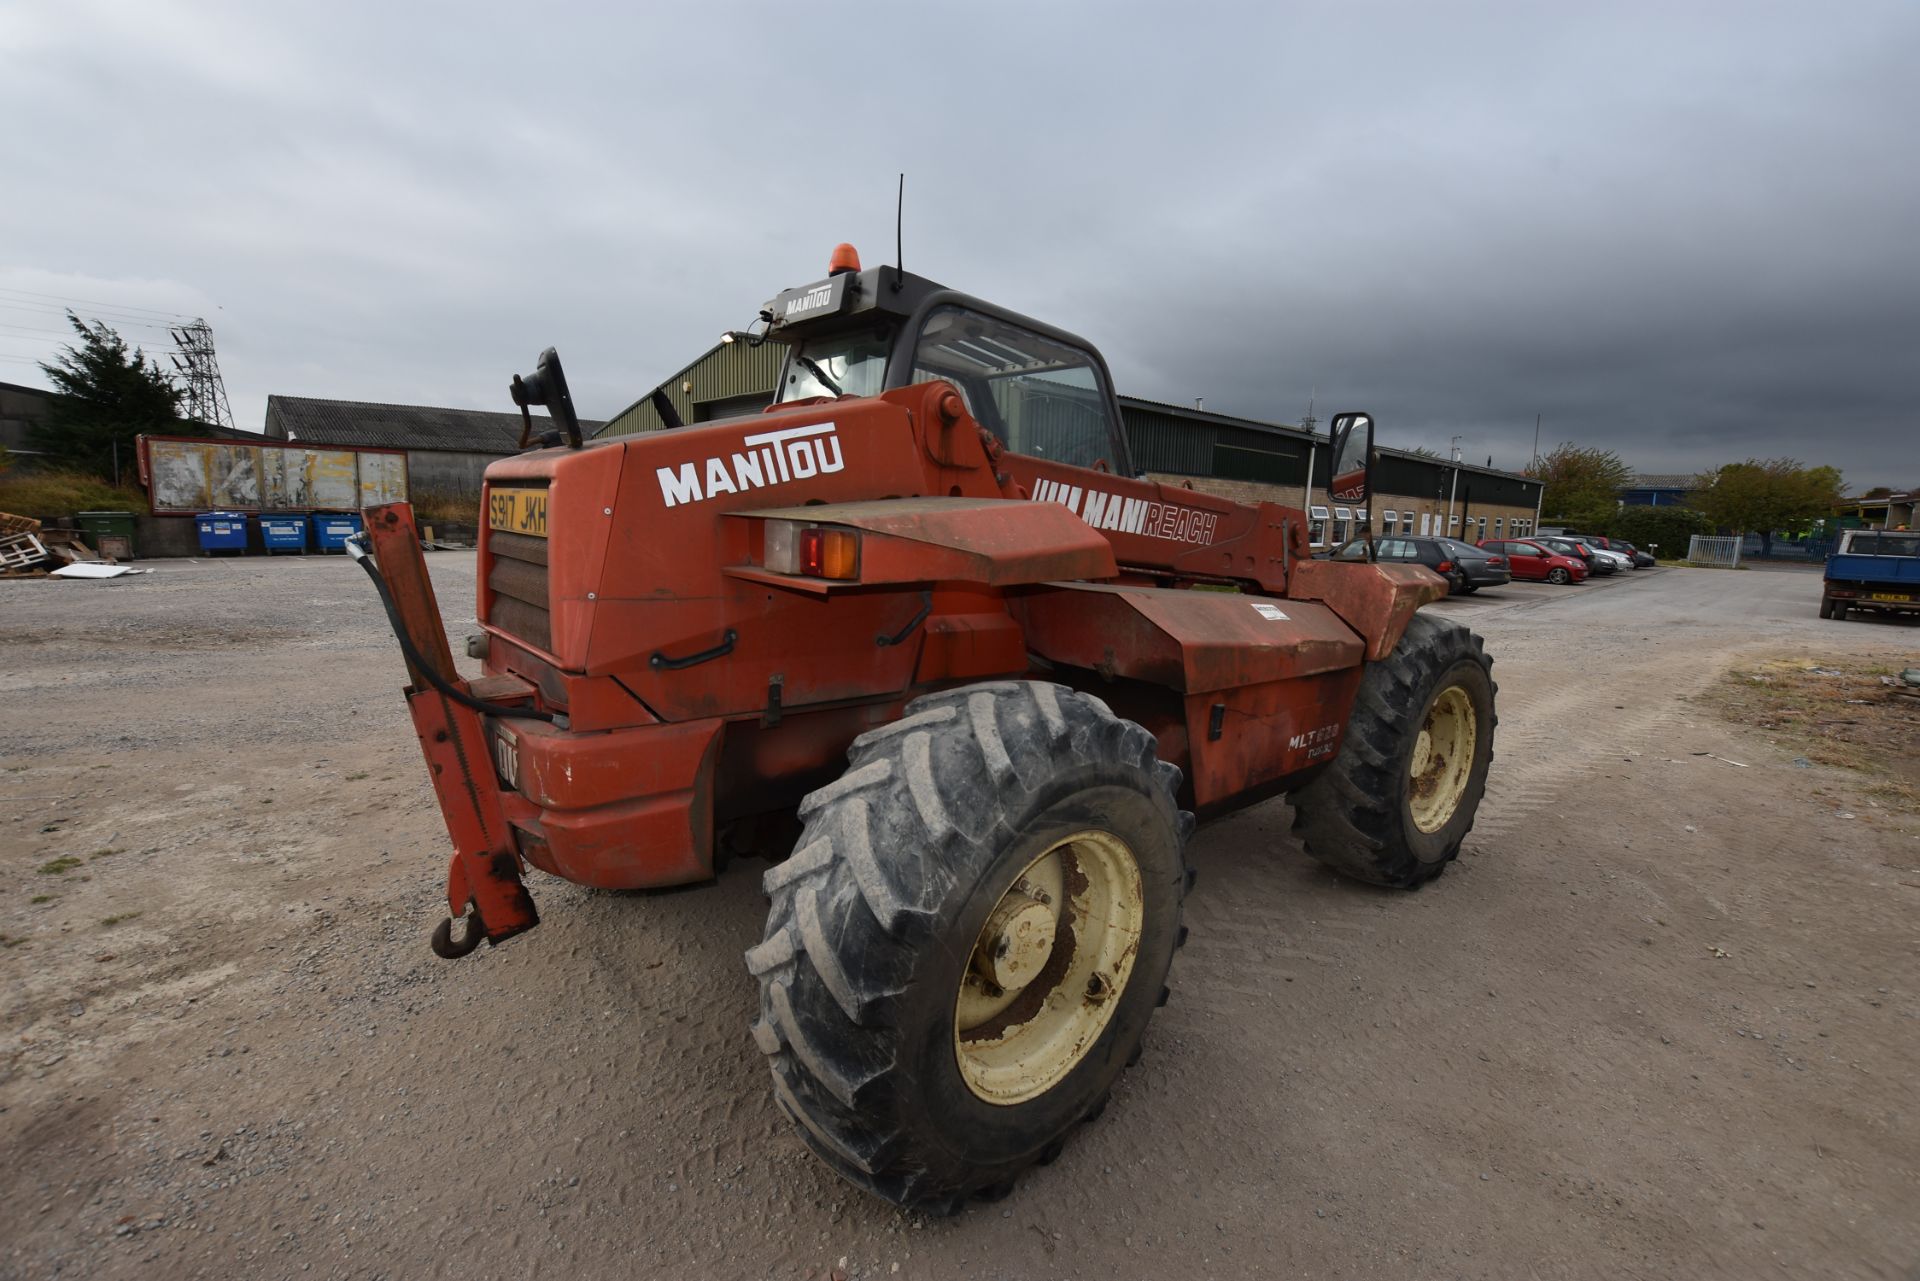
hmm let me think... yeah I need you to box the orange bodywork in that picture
[370,379,1440,931]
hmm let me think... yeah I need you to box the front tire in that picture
[1547,567,1571,585]
[1290,614,1496,888]
[747,682,1191,1210]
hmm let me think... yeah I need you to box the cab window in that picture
[910,306,1123,470]
[778,329,891,402]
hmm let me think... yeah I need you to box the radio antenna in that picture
[892,173,905,291]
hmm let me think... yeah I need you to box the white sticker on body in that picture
[1251,603,1288,621]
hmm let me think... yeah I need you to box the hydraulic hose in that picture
[347,534,555,722]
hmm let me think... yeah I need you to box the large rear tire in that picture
[747,681,1191,1211]
[1290,614,1496,888]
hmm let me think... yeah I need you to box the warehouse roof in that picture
[1626,473,1695,490]
[1373,445,1538,485]
[264,395,603,453]
[1116,395,1317,444]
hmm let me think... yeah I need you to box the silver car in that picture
[1568,537,1635,572]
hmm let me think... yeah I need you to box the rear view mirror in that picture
[1328,412,1372,506]
[1326,411,1374,559]
[510,347,584,450]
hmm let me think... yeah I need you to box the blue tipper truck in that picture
[1821,529,1920,620]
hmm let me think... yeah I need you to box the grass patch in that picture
[0,935,24,949]
[100,912,142,927]
[90,848,121,860]
[36,856,83,875]
[1706,657,1920,810]
[345,771,369,781]
[30,894,55,904]
[0,469,147,520]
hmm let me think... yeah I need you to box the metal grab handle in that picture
[650,629,738,671]
[876,591,932,648]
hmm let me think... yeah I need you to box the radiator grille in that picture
[487,527,551,653]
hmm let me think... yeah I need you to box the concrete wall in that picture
[132,514,207,559]
[406,449,508,495]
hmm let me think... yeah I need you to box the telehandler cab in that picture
[352,244,1497,1210]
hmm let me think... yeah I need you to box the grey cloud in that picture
[3,1,1914,486]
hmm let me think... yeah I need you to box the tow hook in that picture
[430,904,487,960]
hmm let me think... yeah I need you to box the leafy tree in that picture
[31,314,184,477]
[1528,443,1633,528]
[1604,504,1710,560]
[1687,458,1845,557]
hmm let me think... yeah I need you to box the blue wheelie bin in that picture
[195,511,249,556]
[310,512,364,553]
[258,515,308,554]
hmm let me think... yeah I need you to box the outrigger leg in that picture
[351,502,541,956]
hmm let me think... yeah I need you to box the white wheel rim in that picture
[1408,684,1476,834]
[953,830,1144,1106]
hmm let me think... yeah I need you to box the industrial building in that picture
[263,396,603,493]
[1620,473,1695,506]
[595,346,1543,547]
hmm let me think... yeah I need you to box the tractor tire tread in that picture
[1290,614,1495,888]
[749,679,1190,1209]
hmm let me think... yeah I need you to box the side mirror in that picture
[510,347,584,450]
[1328,411,1373,505]
[1326,411,1374,558]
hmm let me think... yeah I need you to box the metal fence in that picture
[1688,535,1743,568]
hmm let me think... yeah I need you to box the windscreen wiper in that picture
[795,355,843,397]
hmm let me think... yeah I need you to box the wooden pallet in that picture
[0,531,48,571]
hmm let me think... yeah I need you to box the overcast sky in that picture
[3,1,1915,486]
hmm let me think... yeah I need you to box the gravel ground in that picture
[2,555,1915,1280]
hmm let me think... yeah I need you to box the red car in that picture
[1478,538,1588,584]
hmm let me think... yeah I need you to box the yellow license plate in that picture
[1869,592,1911,602]
[488,488,548,538]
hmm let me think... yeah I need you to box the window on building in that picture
[1419,512,1432,535]
[1402,512,1417,535]
[1493,517,1503,536]
[1333,507,1352,544]
[1382,510,1398,536]
[1477,516,1488,538]
[1357,508,1369,535]
[1309,505,1328,546]
[1449,514,1459,530]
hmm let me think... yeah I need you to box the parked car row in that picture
[1479,532,1656,587]
[1325,530,1658,595]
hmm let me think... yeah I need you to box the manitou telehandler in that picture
[352,244,1496,1211]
